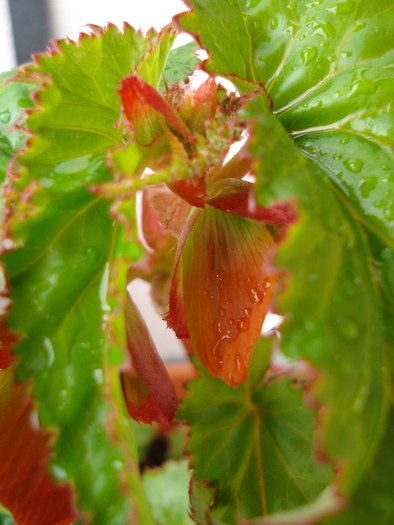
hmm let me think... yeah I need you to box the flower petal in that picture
[180,206,278,386]
[147,184,193,239]
[121,289,177,424]
[166,209,202,340]
[206,178,297,225]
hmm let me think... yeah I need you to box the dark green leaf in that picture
[246,94,387,495]
[178,341,333,524]
[323,407,394,524]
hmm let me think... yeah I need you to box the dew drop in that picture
[340,136,350,145]
[343,158,364,173]
[237,318,250,332]
[333,153,343,160]
[327,53,336,62]
[236,354,247,375]
[301,46,318,65]
[336,317,359,340]
[358,176,378,199]
[270,17,278,30]
[84,246,99,264]
[374,200,384,208]
[328,0,355,15]
[0,110,11,124]
[218,308,227,317]
[353,21,366,32]
[384,205,394,221]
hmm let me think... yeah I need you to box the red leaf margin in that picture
[0,264,78,525]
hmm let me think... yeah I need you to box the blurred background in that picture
[0,0,189,71]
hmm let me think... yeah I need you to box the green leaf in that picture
[143,460,194,525]
[159,40,200,92]
[178,0,393,503]
[322,407,394,525]
[1,24,176,524]
[178,341,333,524]
[0,71,36,210]
[246,94,388,495]
[137,27,176,90]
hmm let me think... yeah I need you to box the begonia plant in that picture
[0,1,393,524]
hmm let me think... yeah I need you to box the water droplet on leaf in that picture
[301,46,318,65]
[0,110,11,124]
[343,158,363,173]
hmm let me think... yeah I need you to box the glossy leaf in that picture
[0,71,36,214]
[1,24,171,524]
[159,40,200,92]
[177,0,394,239]
[178,341,333,523]
[245,94,388,495]
[142,460,194,525]
[177,0,393,504]
[322,407,394,525]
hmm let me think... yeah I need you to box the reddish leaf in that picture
[0,366,77,525]
[169,205,278,386]
[121,289,178,424]
[120,75,193,145]
[189,77,218,135]
[206,178,297,225]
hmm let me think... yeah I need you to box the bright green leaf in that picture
[159,40,200,92]
[1,24,176,524]
[143,460,194,525]
[178,342,333,524]
[0,71,36,212]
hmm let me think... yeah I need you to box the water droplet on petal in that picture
[237,318,250,332]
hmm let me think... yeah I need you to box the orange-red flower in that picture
[117,75,296,422]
